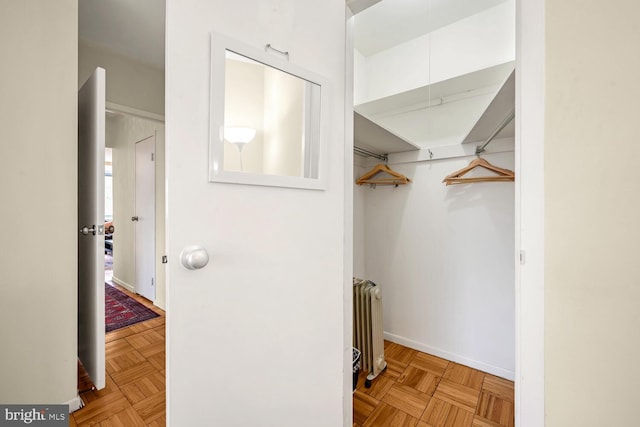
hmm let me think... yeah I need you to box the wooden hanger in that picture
[443,157,514,186]
[356,163,411,186]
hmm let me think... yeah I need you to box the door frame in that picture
[514,0,545,425]
[134,135,157,301]
[343,1,546,426]
[104,104,165,308]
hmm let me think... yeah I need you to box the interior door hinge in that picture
[151,278,154,287]
[520,250,526,265]
[151,153,155,161]
[162,255,168,264]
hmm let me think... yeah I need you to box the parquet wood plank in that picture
[354,390,379,425]
[385,342,418,367]
[381,383,431,419]
[475,392,514,427]
[148,351,165,371]
[73,391,130,425]
[432,379,480,413]
[80,373,121,404]
[421,397,474,427]
[110,361,157,387]
[132,391,166,424]
[105,326,136,343]
[410,353,450,377]
[363,402,419,427]
[121,371,165,402]
[76,281,166,426]
[354,342,513,426]
[471,416,505,427]
[105,350,146,375]
[359,374,395,400]
[97,407,147,427]
[381,358,412,380]
[481,375,514,403]
[147,414,167,427]
[443,364,485,391]
[398,366,440,395]
[125,329,164,352]
[105,339,136,359]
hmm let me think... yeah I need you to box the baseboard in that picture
[65,395,84,413]
[154,300,166,311]
[112,276,135,293]
[383,332,515,381]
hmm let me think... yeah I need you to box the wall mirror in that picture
[209,33,328,190]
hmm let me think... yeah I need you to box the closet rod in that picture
[475,109,515,155]
[354,146,388,162]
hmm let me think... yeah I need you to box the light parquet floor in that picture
[354,341,515,427]
[72,282,166,426]
[73,281,512,427]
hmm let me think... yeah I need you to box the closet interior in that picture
[352,0,516,387]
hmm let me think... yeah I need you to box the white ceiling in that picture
[354,0,510,56]
[79,0,508,69]
[79,0,165,69]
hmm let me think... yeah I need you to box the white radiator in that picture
[353,278,387,387]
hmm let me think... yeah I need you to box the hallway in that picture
[73,283,165,426]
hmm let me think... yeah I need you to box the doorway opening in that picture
[105,147,113,284]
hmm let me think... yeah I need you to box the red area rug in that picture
[105,283,159,332]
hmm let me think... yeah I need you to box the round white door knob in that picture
[180,246,209,270]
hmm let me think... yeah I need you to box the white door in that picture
[165,1,348,425]
[78,67,106,390]
[134,135,156,301]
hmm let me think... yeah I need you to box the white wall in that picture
[79,39,165,116]
[0,0,78,405]
[224,58,265,173]
[545,0,640,425]
[353,161,368,279]
[223,58,305,176]
[262,67,304,176]
[106,114,166,309]
[357,151,515,379]
[355,0,515,104]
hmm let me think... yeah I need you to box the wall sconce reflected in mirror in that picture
[224,126,256,172]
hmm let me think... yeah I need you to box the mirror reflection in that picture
[223,50,320,178]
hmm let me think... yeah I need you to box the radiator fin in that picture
[353,278,386,383]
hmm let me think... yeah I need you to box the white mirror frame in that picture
[209,32,329,190]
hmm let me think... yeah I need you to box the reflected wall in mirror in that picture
[210,33,326,190]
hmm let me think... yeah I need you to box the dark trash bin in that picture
[353,347,361,392]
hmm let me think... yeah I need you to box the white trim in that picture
[343,8,355,427]
[384,332,515,381]
[106,102,165,123]
[111,276,135,293]
[65,395,84,413]
[515,0,545,425]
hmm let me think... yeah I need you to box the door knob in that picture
[180,246,210,270]
[106,224,115,234]
[131,216,139,222]
[80,225,96,235]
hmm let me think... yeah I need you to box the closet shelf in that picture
[354,112,419,157]
[462,69,515,145]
